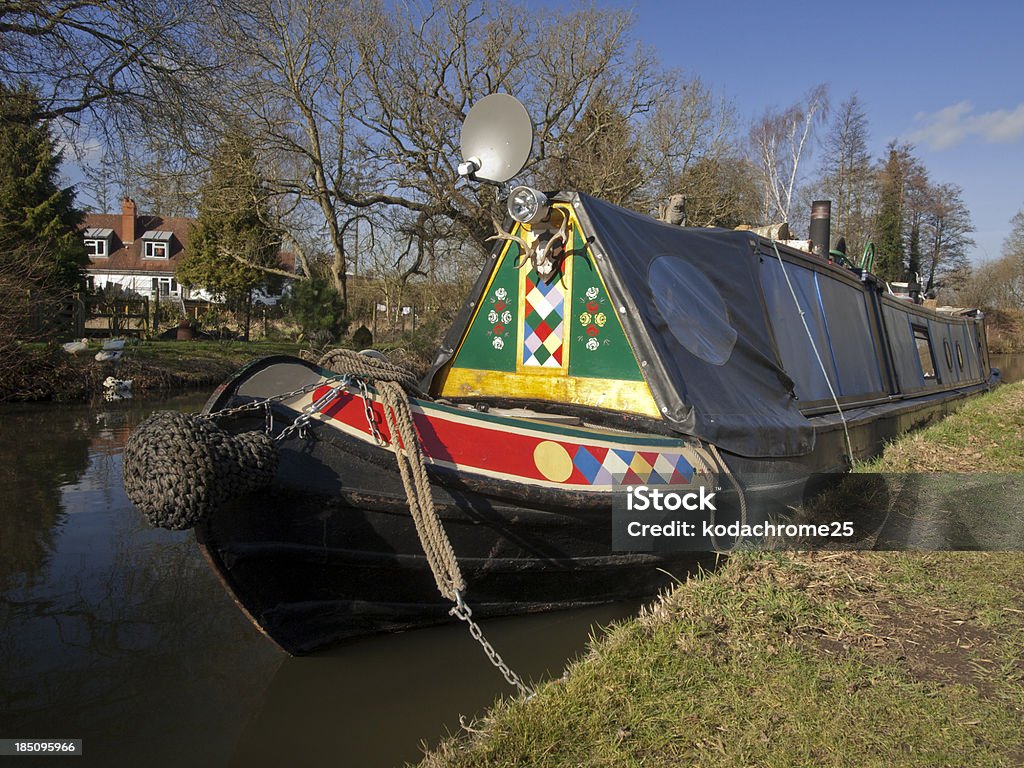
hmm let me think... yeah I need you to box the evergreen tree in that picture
[873,145,906,282]
[0,83,86,291]
[540,90,645,207]
[178,131,282,307]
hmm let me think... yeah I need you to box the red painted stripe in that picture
[313,387,607,485]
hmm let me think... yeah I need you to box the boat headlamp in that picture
[507,186,549,225]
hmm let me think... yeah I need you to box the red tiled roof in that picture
[81,211,297,276]
[81,212,193,274]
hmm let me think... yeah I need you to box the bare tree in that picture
[352,0,667,242]
[191,0,667,306]
[1003,207,1024,265]
[638,78,755,226]
[749,83,829,224]
[817,93,874,257]
[0,0,211,131]
[920,182,974,292]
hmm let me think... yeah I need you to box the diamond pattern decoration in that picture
[572,445,696,486]
[522,274,565,368]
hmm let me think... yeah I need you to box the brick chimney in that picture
[121,198,137,244]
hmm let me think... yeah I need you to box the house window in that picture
[913,325,937,384]
[144,240,168,259]
[85,239,108,258]
[151,277,178,297]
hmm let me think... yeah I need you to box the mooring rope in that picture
[123,347,530,694]
[314,350,463,599]
[687,441,748,552]
[770,240,855,464]
[316,350,531,696]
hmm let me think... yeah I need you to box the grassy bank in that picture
[0,339,302,402]
[419,384,1024,767]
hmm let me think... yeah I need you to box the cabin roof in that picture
[570,193,813,458]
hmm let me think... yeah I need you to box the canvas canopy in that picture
[571,194,814,458]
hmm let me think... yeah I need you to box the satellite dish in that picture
[459,93,533,183]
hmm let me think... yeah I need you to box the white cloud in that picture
[909,101,1024,150]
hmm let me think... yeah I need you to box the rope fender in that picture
[123,411,278,530]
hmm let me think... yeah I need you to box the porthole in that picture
[955,341,964,371]
[943,340,953,371]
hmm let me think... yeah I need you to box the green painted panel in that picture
[567,225,645,381]
[450,241,520,372]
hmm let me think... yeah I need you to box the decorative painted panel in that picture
[447,239,521,372]
[521,271,567,368]
[566,224,645,381]
[438,206,660,418]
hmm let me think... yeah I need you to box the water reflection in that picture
[230,601,642,768]
[0,404,92,590]
[0,394,281,767]
[991,353,1024,384]
[0,394,657,767]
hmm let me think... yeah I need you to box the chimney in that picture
[809,200,831,260]
[121,198,137,244]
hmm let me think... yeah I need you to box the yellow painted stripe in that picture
[438,367,662,419]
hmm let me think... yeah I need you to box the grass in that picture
[855,381,1024,473]
[111,339,304,392]
[417,384,1024,767]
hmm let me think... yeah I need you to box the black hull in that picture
[196,424,712,654]
[194,357,996,655]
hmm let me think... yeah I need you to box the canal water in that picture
[4,355,1021,767]
[0,393,647,767]
[991,352,1024,385]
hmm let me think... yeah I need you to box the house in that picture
[81,198,295,303]
[82,198,192,300]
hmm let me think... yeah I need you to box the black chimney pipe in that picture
[809,200,831,260]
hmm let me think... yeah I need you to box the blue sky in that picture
[616,0,1024,263]
[65,1,1021,263]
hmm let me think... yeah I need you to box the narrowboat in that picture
[124,95,997,654]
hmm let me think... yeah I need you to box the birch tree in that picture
[749,83,829,224]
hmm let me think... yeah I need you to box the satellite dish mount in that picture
[459,94,533,185]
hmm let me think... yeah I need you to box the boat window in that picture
[913,325,938,384]
[648,255,737,366]
[956,341,964,371]
[943,339,953,371]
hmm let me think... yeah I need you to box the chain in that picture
[274,384,344,443]
[203,365,532,698]
[450,591,534,698]
[199,374,351,422]
[357,378,387,446]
